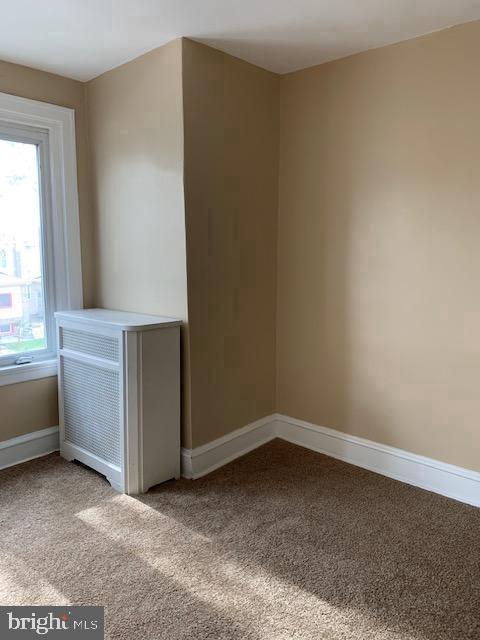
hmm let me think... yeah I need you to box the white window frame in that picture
[0,92,83,386]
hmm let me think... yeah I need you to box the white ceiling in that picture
[2,0,480,81]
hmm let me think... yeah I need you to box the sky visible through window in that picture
[0,138,47,357]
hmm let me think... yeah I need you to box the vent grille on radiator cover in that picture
[62,358,122,467]
[61,327,119,362]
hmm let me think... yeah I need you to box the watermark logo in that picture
[0,607,104,639]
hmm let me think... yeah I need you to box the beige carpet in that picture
[0,439,479,640]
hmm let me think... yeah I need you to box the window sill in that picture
[0,359,58,387]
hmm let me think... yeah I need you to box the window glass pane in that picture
[0,138,47,358]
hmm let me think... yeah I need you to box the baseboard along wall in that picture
[181,415,277,480]
[182,414,480,508]
[0,426,59,471]
[1,418,478,508]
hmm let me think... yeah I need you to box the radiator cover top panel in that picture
[62,357,121,467]
[61,327,120,362]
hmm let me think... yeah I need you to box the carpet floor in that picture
[0,439,479,640]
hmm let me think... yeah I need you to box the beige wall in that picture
[0,38,278,450]
[277,21,480,472]
[86,40,191,442]
[3,22,480,471]
[0,378,58,441]
[182,39,279,448]
[0,60,93,439]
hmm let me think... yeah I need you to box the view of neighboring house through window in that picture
[0,92,82,379]
[0,134,48,360]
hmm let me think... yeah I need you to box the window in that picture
[0,92,82,385]
[0,293,13,309]
[0,128,50,359]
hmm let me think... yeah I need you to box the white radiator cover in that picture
[56,309,181,494]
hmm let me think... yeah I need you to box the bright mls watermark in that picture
[0,607,104,639]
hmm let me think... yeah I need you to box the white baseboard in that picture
[2,418,478,508]
[0,426,59,471]
[182,413,480,508]
[181,415,276,479]
[277,414,480,508]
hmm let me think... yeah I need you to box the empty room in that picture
[0,1,479,639]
